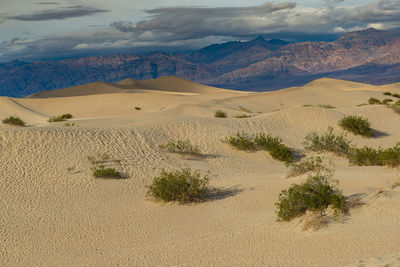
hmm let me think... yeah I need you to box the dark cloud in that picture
[36,1,60,5]
[7,6,109,21]
[1,0,400,62]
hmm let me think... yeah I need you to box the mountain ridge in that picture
[1,28,400,97]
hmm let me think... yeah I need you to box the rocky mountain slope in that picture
[1,28,400,97]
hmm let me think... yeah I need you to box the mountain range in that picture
[1,28,400,97]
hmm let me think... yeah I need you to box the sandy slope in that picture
[1,77,400,266]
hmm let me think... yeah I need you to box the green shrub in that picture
[394,100,400,106]
[146,167,210,203]
[276,173,346,221]
[214,110,227,118]
[368,98,381,105]
[393,93,400,98]
[383,92,392,96]
[224,132,293,163]
[382,99,393,105]
[288,156,328,177]
[2,116,26,126]
[224,132,257,151]
[381,143,400,167]
[303,104,313,107]
[357,103,367,107]
[48,113,73,122]
[235,114,252,118]
[134,106,142,110]
[92,165,123,179]
[159,140,200,155]
[338,115,374,137]
[317,104,336,109]
[238,106,252,113]
[303,127,351,155]
[347,146,383,166]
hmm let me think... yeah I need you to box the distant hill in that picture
[1,28,400,97]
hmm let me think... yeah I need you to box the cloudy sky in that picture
[0,0,399,62]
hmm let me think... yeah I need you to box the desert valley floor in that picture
[1,77,400,266]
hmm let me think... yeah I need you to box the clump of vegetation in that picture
[2,116,26,126]
[88,153,124,179]
[275,173,347,221]
[303,127,351,156]
[134,107,142,110]
[317,104,336,109]
[146,167,210,203]
[393,93,400,98]
[48,113,73,122]
[238,106,252,113]
[303,104,313,107]
[92,165,122,179]
[224,132,293,164]
[214,110,227,118]
[347,143,400,167]
[368,98,381,105]
[63,122,75,127]
[382,99,393,105]
[159,140,201,155]
[288,156,329,177]
[235,114,252,118]
[383,92,392,96]
[338,115,375,137]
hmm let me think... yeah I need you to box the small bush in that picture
[48,113,73,123]
[382,99,393,105]
[357,103,367,107]
[214,110,227,118]
[2,116,26,126]
[338,115,374,137]
[381,143,400,167]
[275,173,346,221]
[238,106,252,113]
[224,132,293,163]
[303,127,351,156]
[235,114,252,118]
[317,104,335,109]
[224,132,257,151]
[383,92,392,96]
[159,140,200,155]
[393,93,400,98]
[146,167,210,203]
[303,104,313,107]
[347,146,383,166]
[288,156,328,177]
[92,165,123,179]
[368,98,381,105]
[134,107,142,110]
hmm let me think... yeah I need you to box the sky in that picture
[0,0,400,62]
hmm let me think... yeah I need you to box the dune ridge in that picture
[1,77,400,266]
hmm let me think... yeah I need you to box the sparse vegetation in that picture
[303,127,351,156]
[235,114,252,118]
[303,104,313,107]
[275,173,347,221]
[347,143,400,167]
[238,106,252,113]
[88,153,124,179]
[338,115,375,137]
[2,116,26,126]
[382,98,393,105]
[146,167,210,203]
[393,93,400,98]
[317,104,336,109]
[159,140,201,155]
[368,98,381,105]
[48,113,73,123]
[383,92,392,96]
[288,156,329,177]
[357,103,367,107]
[134,107,142,110]
[214,110,227,118]
[63,122,75,127]
[224,132,293,164]
[67,166,75,173]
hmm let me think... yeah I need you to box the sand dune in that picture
[1,77,400,266]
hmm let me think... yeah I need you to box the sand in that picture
[1,76,400,266]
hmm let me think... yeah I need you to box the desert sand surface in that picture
[1,76,400,266]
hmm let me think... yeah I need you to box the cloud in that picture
[1,0,400,61]
[7,6,109,21]
[36,1,60,5]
